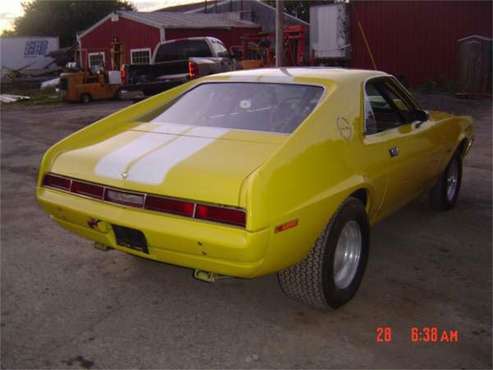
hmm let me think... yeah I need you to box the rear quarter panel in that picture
[241,76,378,275]
[415,110,474,193]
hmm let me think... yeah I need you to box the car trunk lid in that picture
[49,123,287,206]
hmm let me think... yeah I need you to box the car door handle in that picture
[389,146,399,157]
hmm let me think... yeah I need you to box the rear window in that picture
[155,40,212,62]
[149,83,324,134]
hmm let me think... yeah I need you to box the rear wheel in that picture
[278,197,370,310]
[430,154,462,210]
[113,88,122,100]
[80,93,91,104]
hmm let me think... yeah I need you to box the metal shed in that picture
[457,35,492,96]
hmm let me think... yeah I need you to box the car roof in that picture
[208,67,390,85]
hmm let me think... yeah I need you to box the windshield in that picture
[149,83,324,134]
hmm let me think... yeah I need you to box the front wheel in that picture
[278,197,370,310]
[430,154,462,211]
[80,93,91,104]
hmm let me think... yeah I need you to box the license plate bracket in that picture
[112,225,148,254]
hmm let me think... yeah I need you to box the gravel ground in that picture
[1,94,491,369]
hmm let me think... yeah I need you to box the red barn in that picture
[77,11,260,70]
[350,0,492,87]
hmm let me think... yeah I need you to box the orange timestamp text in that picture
[376,327,459,343]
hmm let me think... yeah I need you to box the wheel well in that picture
[457,139,469,158]
[350,188,368,207]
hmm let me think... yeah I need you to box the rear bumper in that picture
[37,187,270,278]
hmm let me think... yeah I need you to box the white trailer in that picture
[310,4,350,62]
[0,36,59,78]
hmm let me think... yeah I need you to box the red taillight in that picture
[104,189,144,208]
[196,204,246,227]
[71,180,104,199]
[188,61,199,79]
[42,174,247,227]
[120,64,127,84]
[43,174,71,190]
[145,195,194,217]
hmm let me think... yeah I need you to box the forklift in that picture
[59,70,121,103]
[60,38,123,103]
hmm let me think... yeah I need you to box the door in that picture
[362,77,431,219]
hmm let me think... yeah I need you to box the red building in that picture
[350,0,492,87]
[77,11,260,70]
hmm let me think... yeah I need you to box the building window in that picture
[88,52,105,70]
[130,48,151,64]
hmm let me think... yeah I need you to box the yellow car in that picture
[37,68,473,309]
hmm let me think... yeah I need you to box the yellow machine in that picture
[59,71,121,103]
[37,68,473,309]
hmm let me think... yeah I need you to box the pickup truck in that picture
[121,37,235,96]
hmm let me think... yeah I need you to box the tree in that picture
[2,0,134,47]
[264,0,337,22]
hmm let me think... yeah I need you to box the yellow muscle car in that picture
[36,68,473,309]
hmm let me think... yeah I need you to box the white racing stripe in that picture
[126,126,230,184]
[95,123,190,180]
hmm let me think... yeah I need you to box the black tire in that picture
[80,93,91,104]
[430,153,462,211]
[278,197,370,310]
[113,88,122,100]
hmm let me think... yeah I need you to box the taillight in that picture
[105,189,144,208]
[43,174,71,190]
[42,173,247,227]
[71,180,104,199]
[120,64,127,84]
[196,204,246,227]
[188,61,199,79]
[145,195,194,217]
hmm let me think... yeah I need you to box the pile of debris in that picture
[0,94,31,103]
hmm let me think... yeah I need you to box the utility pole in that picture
[275,0,284,67]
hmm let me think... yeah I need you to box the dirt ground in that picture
[1,94,491,369]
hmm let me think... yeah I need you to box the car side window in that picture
[365,80,403,134]
[364,78,419,135]
[380,79,418,123]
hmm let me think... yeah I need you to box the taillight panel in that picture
[43,174,71,190]
[42,173,246,228]
[71,180,104,199]
[105,189,145,208]
[196,204,246,227]
[145,195,194,218]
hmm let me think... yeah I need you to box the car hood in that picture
[50,122,287,206]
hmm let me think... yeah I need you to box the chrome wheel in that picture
[333,220,362,289]
[446,159,459,202]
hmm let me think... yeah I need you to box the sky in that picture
[0,0,200,34]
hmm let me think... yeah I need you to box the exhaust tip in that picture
[193,269,230,283]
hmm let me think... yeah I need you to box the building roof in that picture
[156,0,309,26]
[77,10,259,40]
[156,1,212,13]
[118,10,259,29]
